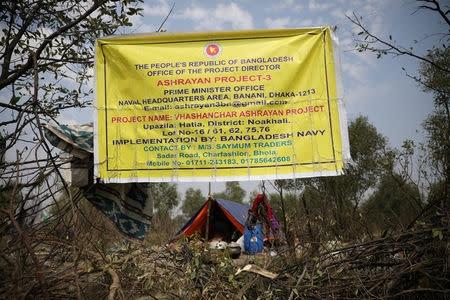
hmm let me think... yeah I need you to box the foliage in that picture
[181,187,206,219]
[248,189,259,203]
[419,47,450,106]
[0,0,143,154]
[348,1,449,71]
[143,183,181,245]
[268,192,299,223]
[283,115,388,240]
[213,181,246,204]
[145,214,184,246]
[0,1,144,299]
[268,191,303,244]
[2,223,447,299]
[149,182,180,216]
[362,173,422,233]
[348,0,449,212]
[0,0,143,91]
[419,47,450,199]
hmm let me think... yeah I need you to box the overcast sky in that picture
[76,0,445,199]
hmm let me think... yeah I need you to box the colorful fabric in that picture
[43,123,152,241]
[44,123,93,155]
[244,225,264,254]
[251,194,274,221]
[81,183,152,241]
[175,198,250,240]
[250,194,275,237]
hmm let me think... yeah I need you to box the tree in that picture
[213,181,246,204]
[270,180,288,233]
[348,1,449,73]
[247,189,259,204]
[267,191,300,241]
[0,0,144,226]
[419,47,450,205]
[362,173,422,233]
[284,115,388,240]
[0,2,144,298]
[348,0,449,220]
[150,183,180,217]
[181,187,205,219]
[0,0,143,144]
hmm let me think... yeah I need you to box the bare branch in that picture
[156,2,175,32]
[347,11,449,73]
[0,0,109,91]
[418,0,450,26]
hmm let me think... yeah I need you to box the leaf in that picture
[235,264,278,279]
[145,278,152,289]
[10,96,20,105]
[432,229,443,240]
[137,272,150,280]
[293,288,299,296]
[317,270,323,276]
[357,31,364,35]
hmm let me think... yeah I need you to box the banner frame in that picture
[94,27,350,183]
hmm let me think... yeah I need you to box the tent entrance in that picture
[206,203,239,242]
[175,198,249,243]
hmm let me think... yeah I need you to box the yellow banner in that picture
[94,28,350,182]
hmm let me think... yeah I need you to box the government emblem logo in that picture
[204,42,222,58]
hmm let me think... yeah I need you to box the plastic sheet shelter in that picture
[175,198,249,242]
